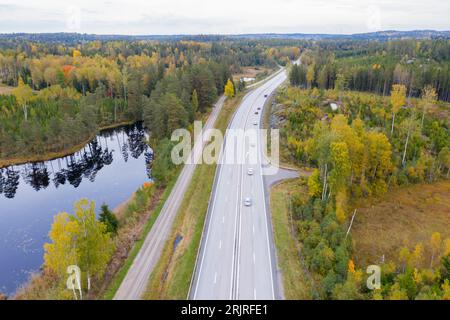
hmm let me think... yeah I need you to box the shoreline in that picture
[0,120,135,169]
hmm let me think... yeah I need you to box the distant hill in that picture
[0,30,448,44]
[232,30,450,40]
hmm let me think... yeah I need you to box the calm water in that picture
[0,123,152,295]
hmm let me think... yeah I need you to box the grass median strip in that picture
[143,93,243,299]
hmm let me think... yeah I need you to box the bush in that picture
[99,204,119,234]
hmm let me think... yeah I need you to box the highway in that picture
[191,69,287,300]
[114,96,226,300]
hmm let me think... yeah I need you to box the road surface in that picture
[114,96,226,300]
[191,69,288,300]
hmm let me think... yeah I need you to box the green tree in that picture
[329,142,351,194]
[73,199,114,291]
[189,65,217,112]
[306,63,315,89]
[99,203,119,235]
[191,89,199,114]
[311,240,335,275]
[151,138,176,186]
[420,85,437,129]
[334,73,347,102]
[127,73,143,120]
[163,93,188,135]
[44,199,114,293]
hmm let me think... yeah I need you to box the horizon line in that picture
[1,29,449,37]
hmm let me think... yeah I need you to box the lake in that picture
[0,122,152,296]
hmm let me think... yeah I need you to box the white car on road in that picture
[244,197,252,206]
[247,168,254,175]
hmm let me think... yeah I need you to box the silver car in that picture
[244,197,252,206]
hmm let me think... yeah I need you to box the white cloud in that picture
[0,0,448,34]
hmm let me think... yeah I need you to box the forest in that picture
[289,39,450,101]
[0,39,300,164]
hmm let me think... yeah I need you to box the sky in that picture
[0,0,449,35]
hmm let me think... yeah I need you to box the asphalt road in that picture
[114,95,226,300]
[191,69,288,300]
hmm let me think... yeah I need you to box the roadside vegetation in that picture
[14,182,157,299]
[270,179,312,299]
[270,39,449,299]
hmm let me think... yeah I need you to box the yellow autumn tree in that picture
[410,243,424,268]
[420,85,437,128]
[390,84,406,135]
[444,238,450,256]
[306,63,315,89]
[307,169,322,197]
[72,49,82,58]
[430,232,441,268]
[44,212,80,276]
[12,76,33,121]
[348,259,356,273]
[224,79,235,98]
[44,199,114,292]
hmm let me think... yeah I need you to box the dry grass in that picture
[0,84,14,95]
[270,178,312,299]
[233,66,272,82]
[351,180,450,268]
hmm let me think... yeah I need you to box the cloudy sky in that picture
[0,0,449,35]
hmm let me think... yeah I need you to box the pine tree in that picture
[191,89,199,114]
[99,203,119,234]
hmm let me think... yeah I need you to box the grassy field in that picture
[351,180,450,269]
[143,93,243,299]
[270,178,312,299]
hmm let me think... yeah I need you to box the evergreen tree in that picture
[99,203,119,235]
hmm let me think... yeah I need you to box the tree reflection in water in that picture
[0,123,152,199]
